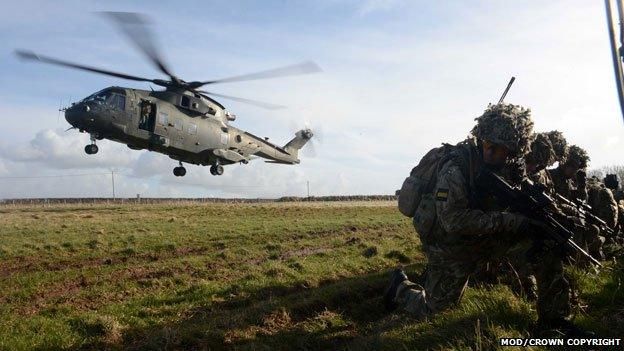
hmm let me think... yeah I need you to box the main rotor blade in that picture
[192,61,322,87]
[100,12,175,79]
[198,90,285,110]
[15,50,155,83]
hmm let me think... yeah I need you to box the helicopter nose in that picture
[64,105,80,126]
[64,103,91,127]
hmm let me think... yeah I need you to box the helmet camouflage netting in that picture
[526,132,556,168]
[471,103,534,156]
[565,145,590,169]
[545,130,569,163]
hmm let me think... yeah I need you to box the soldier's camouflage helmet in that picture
[526,132,556,168]
[564,145,590,169]
[471,103,534,156]
[545,130,568,163]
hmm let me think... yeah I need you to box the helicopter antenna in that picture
[57,98,62,123]
[498,76,515,104]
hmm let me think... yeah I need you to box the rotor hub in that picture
[302,129,314,140]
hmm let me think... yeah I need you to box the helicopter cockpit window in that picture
[180,96,190,108]
[83,90,112,104]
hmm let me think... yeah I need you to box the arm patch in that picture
[435,188,449,201]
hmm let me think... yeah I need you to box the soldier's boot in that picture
[536,317,595,338]
[383,268,409,311]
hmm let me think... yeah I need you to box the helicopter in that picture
[16,12,320,177]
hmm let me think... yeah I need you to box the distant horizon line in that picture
[0,195,397,203]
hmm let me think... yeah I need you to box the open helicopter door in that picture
[606,0,624,124]
[138,100,156,132]
[138,99,169,148]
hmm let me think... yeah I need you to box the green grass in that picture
[0,201,622,350]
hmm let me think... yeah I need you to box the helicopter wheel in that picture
[85,144,98,155]
[210,165,224,175]
[173,166,186,177]
[214,165,224,176]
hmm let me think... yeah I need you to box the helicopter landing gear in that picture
[173,162,186,177]
[85,144,99,154]
[210,164,224,176]
[85,134,99,154]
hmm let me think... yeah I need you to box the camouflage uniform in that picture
[618,201,624,242]
[568,146,590,201]
[613,188,624,202]
[527,133,561,209]
[504,132,558,299]
[585,178,619,260]
[548,146,602,259]
[549,167,575,200]
[395,104,570,322]
[525,135,583,233]
[545,131,569,165]
[586,177,618,230]
[544,132,572,198]
[604,175,624,240]
[616,189,624,238]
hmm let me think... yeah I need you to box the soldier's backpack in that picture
[398,143,457,217]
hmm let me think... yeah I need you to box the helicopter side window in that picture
[187,123,197,135]
[139,101,156,131]
[158,112,169,126]
[116,94,125,110]
[110,94,126,110]
[174,119,183,131]
[180,96,190,108]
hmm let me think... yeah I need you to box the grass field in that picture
[0,201,622,350]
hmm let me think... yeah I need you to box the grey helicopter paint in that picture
[16,12,319,177]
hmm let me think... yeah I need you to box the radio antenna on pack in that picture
[498,76,515,104]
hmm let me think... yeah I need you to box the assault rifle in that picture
[476,169,602,267]
[555,194,616,238]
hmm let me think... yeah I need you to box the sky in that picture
[0,0,623,199]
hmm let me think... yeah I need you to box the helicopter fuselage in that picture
[64,86,311,175]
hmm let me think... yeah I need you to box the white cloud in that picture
[0,129,137,170]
